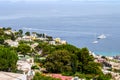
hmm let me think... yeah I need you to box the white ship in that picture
[97,34,106,39]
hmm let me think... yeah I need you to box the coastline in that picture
[2,26,120,57]
[94,51,120,57]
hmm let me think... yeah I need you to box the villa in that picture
[22,36,32,41]
[5,40,19,47]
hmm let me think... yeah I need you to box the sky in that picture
[0,0,119,2]
[0,0,120,20]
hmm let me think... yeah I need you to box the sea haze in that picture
[0,1,120,56]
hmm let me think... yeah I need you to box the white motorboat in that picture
[97,34,106,39]
[92,40,98,44]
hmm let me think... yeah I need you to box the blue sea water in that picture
[0,16,120,56]
[0,1,120,56]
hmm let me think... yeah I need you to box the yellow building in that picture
[55,38,61,43]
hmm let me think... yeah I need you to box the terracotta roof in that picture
[50,74,73,80]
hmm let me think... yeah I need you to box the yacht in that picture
[97,34,106,39]
[92,40,98,44]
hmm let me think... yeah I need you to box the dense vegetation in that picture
[17,43,31,57]
[0,27,112,80]
[0,28,15,41]
[34,43,109,79]
[0,46,18,72]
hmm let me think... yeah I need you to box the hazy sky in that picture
[0,0,120,3]
[0,0,119,2]
[0,0,120,19]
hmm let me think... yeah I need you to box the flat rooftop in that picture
[0,71,26,80]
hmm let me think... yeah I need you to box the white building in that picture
[17,55,34,73]
[16,37,22,41]
[31,43,39,49]
[0,72,27,80]
[5,40,19,47]
[22,36,32,41]
[17,60,31,72]
[49,41,56,45]
[54,38,61,43]
[60,40,67,44]
[4,31,11,35]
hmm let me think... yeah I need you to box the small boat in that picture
[97,34,106,39]
[92,40,98,44]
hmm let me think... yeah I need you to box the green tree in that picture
[25,31,30,36]
[17,43,31,57]
[0,37,4,44]
[46,35,53,41]
[18,29,23,37]
[83,62,102,74]
[35,42,103,77]
[55,44,79,54]
[36,33,43,37]
[71,54,78,74]
[6,27,11,30]
[45,50,75,73]
[97,73,112,80]
[11,33,16,41]
[77,48,94,73]
[0,46,18,72]
[0,29,4,35]
[19,29,23,35]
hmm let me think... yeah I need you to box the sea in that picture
[0,1,120,56]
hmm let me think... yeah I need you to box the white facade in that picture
[0,72,27,80]
[49,41,56,45]
[17,60,32,72]
[22,36,32,41]
[4,31,11,35]
[5,40,19,47]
